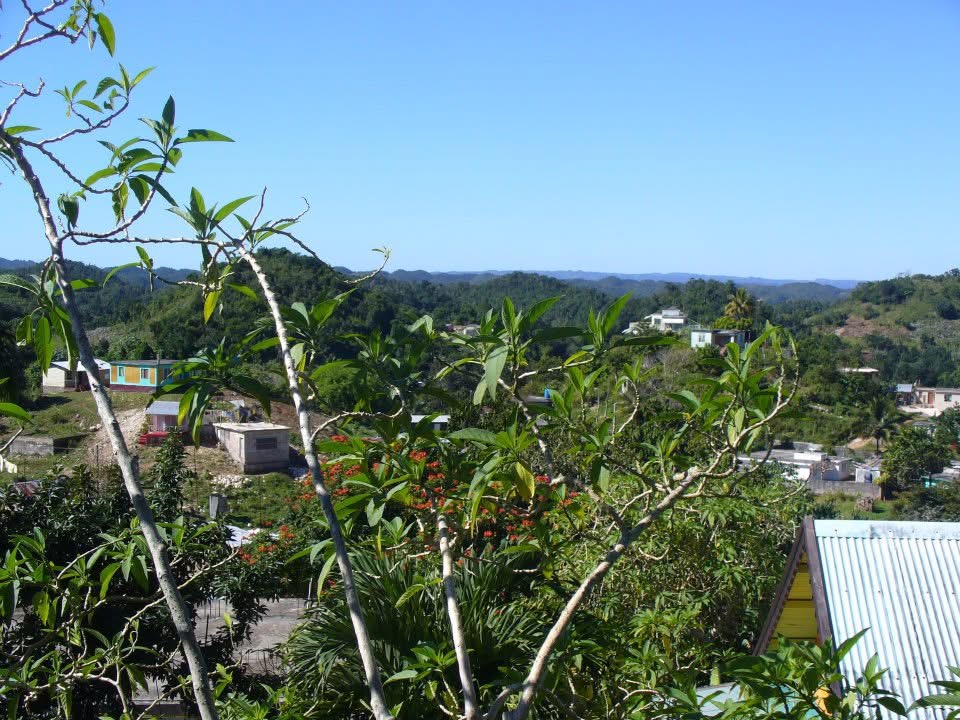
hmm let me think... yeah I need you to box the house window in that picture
[255,437,278,451]
[946,394,954,402]
[118,366,125,379]
[141,368,150,381]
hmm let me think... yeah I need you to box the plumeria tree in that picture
[0,4,800,719]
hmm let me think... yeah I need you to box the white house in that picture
[411,414,451,431]
[644,307,687,332]
[41,359,111,392]
[690,328,747,350]
[213,422,291,473]
[914,387,960,416]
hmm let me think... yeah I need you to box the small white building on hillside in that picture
[690,328,747,350]
[213,422,291,473]
[914,387,960,416]
[644,307,687,332]
[42,359,111,392]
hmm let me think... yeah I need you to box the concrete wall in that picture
[243,431,289,472]
[10,434,85,457]
[41,366,73,391]
[805,478,882,499]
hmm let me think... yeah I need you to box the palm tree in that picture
[863,395,900,453]
[723,288,756,323]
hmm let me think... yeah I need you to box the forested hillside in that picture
[4,251,959,411]
[807,271,960,386]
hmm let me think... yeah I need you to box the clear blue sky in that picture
[2,1,959,281]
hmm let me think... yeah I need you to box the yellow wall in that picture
[769,554,819,647]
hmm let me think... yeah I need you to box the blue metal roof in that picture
[815,520,960,718]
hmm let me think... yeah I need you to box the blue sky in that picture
[2,1,959,280]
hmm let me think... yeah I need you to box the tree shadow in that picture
[27,395,72,411]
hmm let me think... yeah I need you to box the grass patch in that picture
[14,391,150,438]
[179,470,303,527]
[814,492,892,520]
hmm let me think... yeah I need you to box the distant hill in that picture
[3,257,858,291]
[0,258,34,270]
[538,270,860,290]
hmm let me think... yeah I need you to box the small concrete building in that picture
[42,359,110,392]
[690,328,747,350]
[213,422,291,473]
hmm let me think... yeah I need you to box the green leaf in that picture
[213,195,255,223]
[590,459,610,492]
[514,462,536,500]
[95,13,116,56]
[161,96,175,126]
[602,293,632,335]
[103,262,139,286]
[34,316,53,371]
[4,125,40,136]
[203,290,221,323]
[394,585,427,609]
[0,402,30,423]
[316,552,337,593]
[99,562,121,598]
[447,428,497,445]
[484,345,508,400]
[178,129,234,144]
[520,296,559,331]
[365,499,385,527]
[226,283,258,300]
[128,175,150,205]
[85,166,118,186]
[57,194,79,227]
[385,668,418,684]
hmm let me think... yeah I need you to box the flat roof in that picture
[214,422,290,433]
[111,359,178,366]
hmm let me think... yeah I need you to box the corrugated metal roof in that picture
[815,520,960,718]
[50,358,110,371]
[146,400,181,416]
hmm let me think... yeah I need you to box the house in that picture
[913,387,960,416]
[42,359,111,392]
[109,359,178,393]
[145,400,184,432]
[145,399,245,433]
[750,448,853,482]
[213,422,291,473]
[690,328,747,350]
[444,323,480,337]
[411,414,450,431]
[755,519,960,718]
[744,444,881,498]
[893,383,915,405]
[644,307,687,333]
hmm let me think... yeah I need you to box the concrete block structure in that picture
[213,422,291,473]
